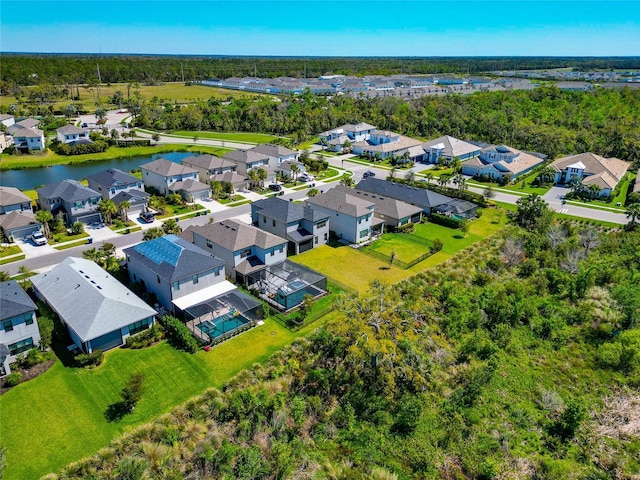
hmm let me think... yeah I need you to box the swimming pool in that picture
[196,311,250,340]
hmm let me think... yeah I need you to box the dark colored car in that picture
[139,212,155,223]
[363,170,376,178]
[268,183,283,192]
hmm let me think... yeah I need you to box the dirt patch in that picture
[0,358,56,395]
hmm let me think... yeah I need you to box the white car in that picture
[299,173,315,182]
[31,231,48,246]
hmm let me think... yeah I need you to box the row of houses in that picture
[0,115,45,153]
[320,123,632,196]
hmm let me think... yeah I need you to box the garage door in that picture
[89,330,123,352]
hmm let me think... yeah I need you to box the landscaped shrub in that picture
[56,140,108,156]
[125,324,163,349]
[432,238,444,252]
[75,350,104,368]
[4,372,22,387]
[394,223,415,234]
[158,315,199,353]
[430,213,462,229]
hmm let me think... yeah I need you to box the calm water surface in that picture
[0,152,198,190]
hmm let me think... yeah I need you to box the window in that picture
[128,319,149,336]
[263,215,266,223]
[157,275,161,284]
[206,240,213,249]
[193,275,199,284]
[173,281,180,291]
[8,338,33,355]
[324,233,328,241]
[214,267,221,277]
[2,320,13,332]
[273,219,276,227]
[24,314,33,326]
[240,249,251,259]
[317,220,327,229]
[314,236,318,244]
[359,229,369,239]
[279,245,284,253]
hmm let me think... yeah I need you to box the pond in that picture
[0,152,199,191]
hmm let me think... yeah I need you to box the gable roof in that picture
[30,257,156,342]
[181,154,236,171]
[0,186,31,207]
[0,280,36,321]
[124,235,224,282]
[9,126,44,138]
[57,125,87,135]
[111,189,150,206]
[253,197,329,224]
[37,179,101,202]
[169,178,210,193]
[422,135,481,158]
[355,177,453,210]
[140,158,197,177]
[549,153,630,186]
[336,185,423,220]
[186,220,285,252]
[250,144,296,158]
[306,188,374,218]
[86,168,140,188]
[17,118,40,129]
[222,149,269,165]
[211,171,248,186]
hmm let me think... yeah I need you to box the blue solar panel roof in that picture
[133,234,183,266]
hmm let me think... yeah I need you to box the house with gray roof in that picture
[318,123,377,150]
[36,179,102,226]
[9,126,45,152]
[422,135,481,165]
[87,168,150,216]
[251,197,330,254]
[305,188,378,244]
[0,211,41,241]
[124,235,228,314]
[31,257,156,354]
[633,169,640,195]
[335,185,423,230]
[182,220,287,284]
[140,158,210,201]
[181,154,238,184]
[222,149,273,180]
[56,125,91,145]
[0,280,40,376]
[0,186,32,215]
[352,130,423,160]
[0,114,15,129]
[355,177,454,215]
[249,144,299,170]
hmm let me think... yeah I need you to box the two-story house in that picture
[548,152,630,197]
[31,257,157,353]
[182,220,287,285]
[350,129,422,160]
[9,127,45,152]
[0,114,15,129]
[0,280,41,377]
[181,154,248,191]
[318,122,377,152]
[0,186,40,241]
[305,188,378,244]
[36,179,102,226]
[56,125,92,145]
[124,235,230,314]
[222,149,274,181]
[87,168,150,217]
[251,197,330,255]
[249,144,300,170]
[140,158,210,202]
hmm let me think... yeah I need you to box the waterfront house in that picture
[87,168,150,216]
[36,179,102,226]
[56,125,92,145]
[140,158,210,201]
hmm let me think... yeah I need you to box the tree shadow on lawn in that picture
[104,401,132,422]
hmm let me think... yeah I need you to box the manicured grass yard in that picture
[365,232,432,263]
[171,131,285,144]
[0,309,340,480]
[0,245,22,258]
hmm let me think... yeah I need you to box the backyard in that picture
[0,307,342,480]
[170,130,285,144]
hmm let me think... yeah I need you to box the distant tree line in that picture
[130,86,640,162]
[1,54,640,86]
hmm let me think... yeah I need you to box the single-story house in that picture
[549,152,630,197]
[0,186,32,215]
[31,257,157,353]
[0,280,41,376]
[421,135,481,165]
[461,145,546,181]
[0,211,41,241]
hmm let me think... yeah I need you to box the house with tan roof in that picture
[461,144,546,181]
[351,130,423,160]
[549,152,630,197]
[318,122,377,151]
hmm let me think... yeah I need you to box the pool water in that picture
[196,311,250,340]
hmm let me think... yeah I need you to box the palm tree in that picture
[35,210,53,238]
[110,129,120,141]
[389,167,398,180]
[162,219,182,235]
[0,271,11,281]
[98,199,118,225]
[290,164,300,182]
[626,202,640,226]
[404,169,416,183]
[142,227,163,241]
[94,107,106,124]
[568,176,583,194]
[424,172,434,184]
[248,169,259,190]
[256,168,268,188]
[151,133,160,144]
[438,174,452,188]
[118,201,131,222]
[587,184,601,199]
[339,175,355,188]
[452,173,467,191]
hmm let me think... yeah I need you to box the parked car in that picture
[299,173,315,182]
[139,212,155,223]
[363,170,376,178]
[31,231,48,246]
[268,183,283,192]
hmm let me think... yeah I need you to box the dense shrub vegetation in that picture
[49,224,640,479]
[158,315,200,353]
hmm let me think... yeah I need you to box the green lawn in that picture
[364,232,432,263]
[51,232,89,244]
[0,245,22,258]
[467,168,553,196]
[0,144,229,171]
[0,83,264,112]
[171,131,285,144]
[0,310,337,480]
[217,194,246,205]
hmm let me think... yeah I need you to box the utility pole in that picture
[254,62,257,78]
[181,62,185,83]
[96,62,102,103]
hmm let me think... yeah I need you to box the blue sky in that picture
[2,1,639,56]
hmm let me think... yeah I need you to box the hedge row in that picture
[158,315,199,353]
[430,213,462,228]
